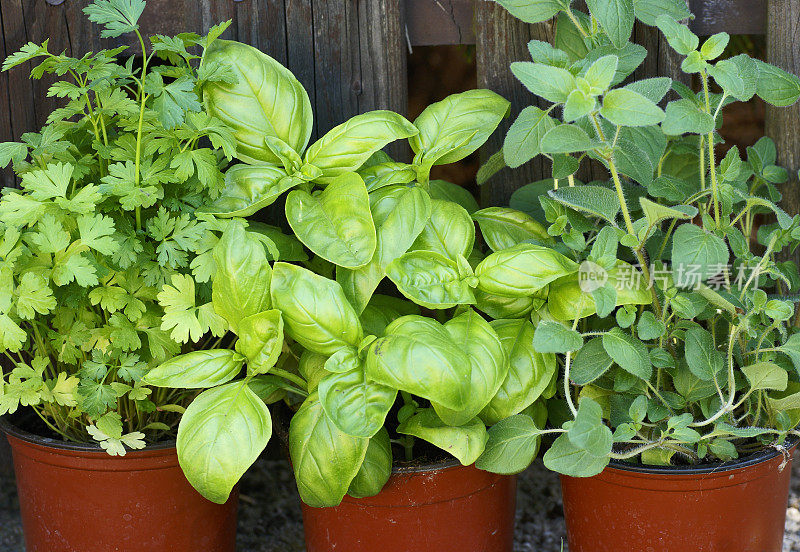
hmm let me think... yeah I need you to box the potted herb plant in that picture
[0,1,245,550]
[144,39,577,551]
[477,1,800,550]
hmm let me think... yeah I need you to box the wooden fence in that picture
[0,0,796,210]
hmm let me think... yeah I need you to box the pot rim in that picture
[608,435,799,475]
[0,414,176,453]
[391,456,461,475]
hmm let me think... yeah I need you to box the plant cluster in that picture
[474,0,800,476]
[0,0,246,454]
[141,34,591,505]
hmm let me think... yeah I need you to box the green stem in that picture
[701,71,720,226]
[134,30,150,232]
[270,368,308,393]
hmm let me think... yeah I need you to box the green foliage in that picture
[0,0,241,453]
[487,0,800,476]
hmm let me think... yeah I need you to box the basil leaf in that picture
[410,90,509,168]
[337,185,431,313]
[177,381,271,503]
[386,250,476,309]
[271,262,363,355]
[304,111,418,184]
[202,40,312,164]
[434,310,509,426]
[318,365,397,438]
[475,243,578,297]
[398,408,488,466]
[286,173,376,269]
[145,349,245,388]
[201,165,299,218]
[234,310,284,375]
[289,393,368,507]
[365,315,471,411]
[411,199,475,260]
[348,428,392,498]
[481,319,557,425]
[473,207,551,251]
[212,222,271,333]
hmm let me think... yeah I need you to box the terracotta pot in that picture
[301,460,516,552]
[1,416,238,552]
[561,440,798,552]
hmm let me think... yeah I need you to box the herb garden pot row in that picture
[1,417,238,552]
[301,459,516,552]
[561,438,798,552]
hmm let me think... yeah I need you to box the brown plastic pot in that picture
[561,439,798,552]
[1,416,239,552]
[301,459,516,552]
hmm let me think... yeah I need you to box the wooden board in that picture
[0,0,407,188]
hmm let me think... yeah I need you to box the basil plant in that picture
[144,38,580,506]
[476,0,800,477]
[0,0,249,455]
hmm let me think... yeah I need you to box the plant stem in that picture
[134,30,150,232]
[565,8,589,38]
[564,351,577,417]
[701,71,721,226]
[270,368,308,392]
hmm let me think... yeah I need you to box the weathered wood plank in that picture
[475,2,553,206]
[765,0,800,266]
[405,0,475,46]
[688,0,766,36]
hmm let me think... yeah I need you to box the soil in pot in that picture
[561,439,797,552]
[301,455,516,552]
[2,414,238,552]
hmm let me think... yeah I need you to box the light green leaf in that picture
[398,409,488,466]
[304,111,417,184]
[548,185,621,224]
[286,173,376,269]
[434,310,508,426]
[348,428,392,498]
[202,40,312,164]
[475,414,543,474]
[492,0,565,23]
[386,250,476,309]
[366,315,471,411]
[540,124,602,154]
[655,15,699,55]
[755,59,800,107]
[290,393,369,507]
[410,89,509,168]
[600,89,665,127]
[177,381,271,503]
[212,222,271,333]
[503,106,558,168]
[234,310,284,375]
[411,199,475,260]
[201,165,299,218]
[633,0,691,26]
[271,263,363,355]
[571,337,615,385]
[475,243,578,297]
[473,207,550,251]
[337,184,431,313]
[543,432,609,477]
[318,366,397,438]
[481,319,556,425]
[145,350,245,388]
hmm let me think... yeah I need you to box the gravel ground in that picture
[0,453,798,551]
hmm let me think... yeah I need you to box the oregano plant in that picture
[474,0,800,476]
